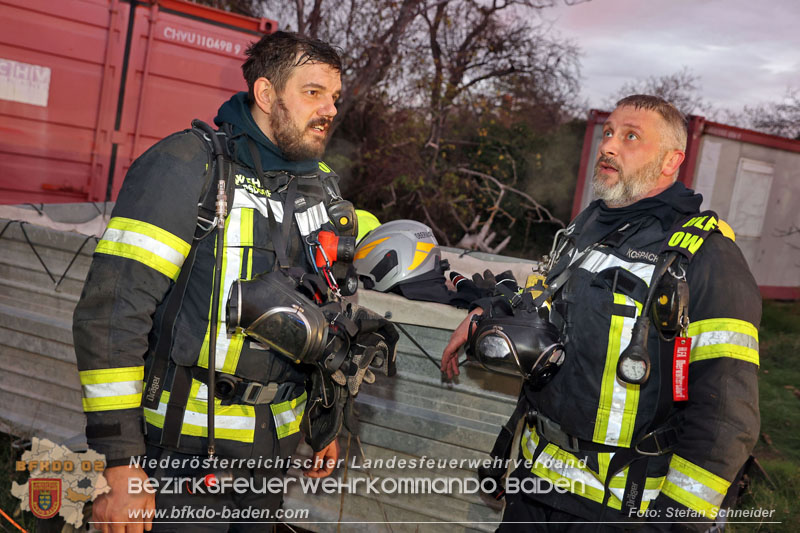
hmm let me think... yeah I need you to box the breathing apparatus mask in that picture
[467,291,565,390]
[226,269,354,367]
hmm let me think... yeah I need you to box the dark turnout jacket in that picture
[516,183,760,529]
[73,92,341,464]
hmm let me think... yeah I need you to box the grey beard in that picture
[592,156,663,208]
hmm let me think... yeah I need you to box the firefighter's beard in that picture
[269,97,331,161]
[592,153,665,208]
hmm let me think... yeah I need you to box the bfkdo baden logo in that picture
[29,478,62,519]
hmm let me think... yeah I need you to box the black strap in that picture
[598,335,680,518]
[142,122,230,410]
[246,138,296,270]
[142,242,201,410]
[478,397,529,500]
[159,364,193,449]
[531,243,598,308]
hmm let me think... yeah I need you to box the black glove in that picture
[301,367,345,451]
[471,269,520,297]
[449,271,490,305]
[351,305,399,377]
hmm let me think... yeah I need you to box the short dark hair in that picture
[242,31,342,103]
[616,94,688,151]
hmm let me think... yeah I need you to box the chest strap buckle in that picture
[242,382,280,405]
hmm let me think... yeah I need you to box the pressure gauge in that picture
[617,352,650,384]
[617,316,651,385]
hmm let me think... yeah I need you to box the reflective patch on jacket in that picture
[688,318,759,366]
[270,392,307,439]
[95,217,190,280]
[521,424,665,511]
[661,454,730,519]
[144,379,256,443]
[80,366,144,412]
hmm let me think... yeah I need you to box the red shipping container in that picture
[0,0,275,204]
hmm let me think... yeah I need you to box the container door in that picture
[110,2,262,200]
[0,0,128,204]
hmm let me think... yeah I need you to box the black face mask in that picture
[226,270,344,365]
[468,308,565,390]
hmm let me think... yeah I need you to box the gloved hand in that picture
[350,305,399,377]
[472,269,520,297]
[301,367,345,452]
[333,332,389,395]
[303,305,399,451]
[449,271,490,304]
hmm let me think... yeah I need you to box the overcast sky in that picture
[543,0,799,114]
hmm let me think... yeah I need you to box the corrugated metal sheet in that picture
[0,209,529,531]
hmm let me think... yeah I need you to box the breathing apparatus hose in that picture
[193,120,227,457]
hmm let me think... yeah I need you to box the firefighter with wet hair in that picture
[74,31,350,531]
[442,95,760,532]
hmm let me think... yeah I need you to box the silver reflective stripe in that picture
[231,189,285,223]
[604,294,638,445]
[100,227,185,269]
[273,398,306,429]
[692,330,758,351]
[144,398,254,431]
[295,202,330,236]
[83,380,142,398]
[578,249,655,285]
[666,468,725,507]
[210,208,242,369]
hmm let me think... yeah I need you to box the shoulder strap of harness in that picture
[142,120,235,451]
[602,209,723,515]
[245,138,297,270]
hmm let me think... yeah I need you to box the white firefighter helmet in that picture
[353,219,441,292]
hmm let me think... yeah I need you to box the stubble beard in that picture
[592,153,664,208]
[269,98,330,161]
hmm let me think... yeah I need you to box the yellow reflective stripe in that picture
[661,455,729,519]
[408,242,435,271]
[83,394,142,412]
[354,237,389,260]
[198,209,245,373]
[79,367,144,385]
[594,295,624,442]
[239,208,254,247]
[594,294,640,447]
[522,425,617,507]
[143,383,255,442]
[687,318,759,365]
[96,217,190,280]
[271,391,307,439]
[521,425,664,510]
[80,367,144,412]
[106,217,191,256]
